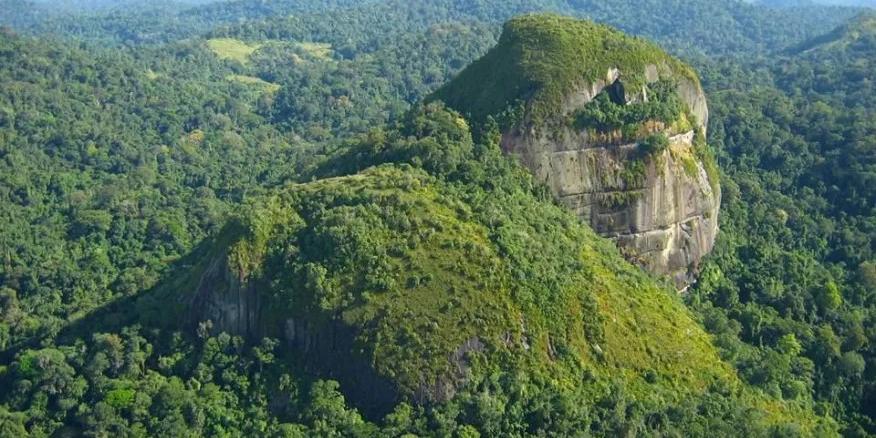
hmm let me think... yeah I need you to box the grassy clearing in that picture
[295,42,333,60]
[207,38,261,64]
[206,38,332,65]
[226,74,281,94]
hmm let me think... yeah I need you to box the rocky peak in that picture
[432,14,720,287]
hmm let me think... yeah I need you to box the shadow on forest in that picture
[0,231,230,363]
[3,224,401,420]
[58,235,225,343]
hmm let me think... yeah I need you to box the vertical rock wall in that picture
[500,66,719,288]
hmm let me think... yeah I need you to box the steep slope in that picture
[432,15,720,287]
[180,104,830,433]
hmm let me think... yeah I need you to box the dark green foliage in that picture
[638,133,670,156]
[0,31,314,346]
[688,15,876,434]
[1,102,821,436]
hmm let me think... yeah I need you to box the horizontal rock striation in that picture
[500,66,719,288]
[431,15,720,288]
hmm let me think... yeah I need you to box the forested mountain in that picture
[0,0,874,436]
[1,0,861,53]
[38,0,221,8]
[757,0,876,7]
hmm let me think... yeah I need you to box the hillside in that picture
[0,14,836,435]
[688,12,876,435]
[179,103,822,432]
[792,9,876,51]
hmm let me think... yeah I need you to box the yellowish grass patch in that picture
[207,38,261,64]
[226,74,281,94]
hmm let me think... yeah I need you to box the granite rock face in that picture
[188,253,263,337]
[186,238,400,415]
[500,66,719,288]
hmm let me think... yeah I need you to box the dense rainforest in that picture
[0,0,874,436]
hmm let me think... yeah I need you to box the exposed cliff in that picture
[432,14,720,287]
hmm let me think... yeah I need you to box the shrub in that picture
[638,133,669,156]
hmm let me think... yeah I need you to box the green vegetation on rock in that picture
[430,14,698,126]
[574,79,686,138]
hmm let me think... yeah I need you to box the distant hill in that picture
[28,0,222,11]
[757,0,875,7]
[792,9,876,51]
[0,0,861,55]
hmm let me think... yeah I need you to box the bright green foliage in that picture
[777,334,803,356]
[816,281,843,312]
[104,388,136,409]
[431,14,697,126]
[574,79,686,136]
[294,42,333,60]
[207,38,261,64]
[226,74,281,94]
[0,407,28,437]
